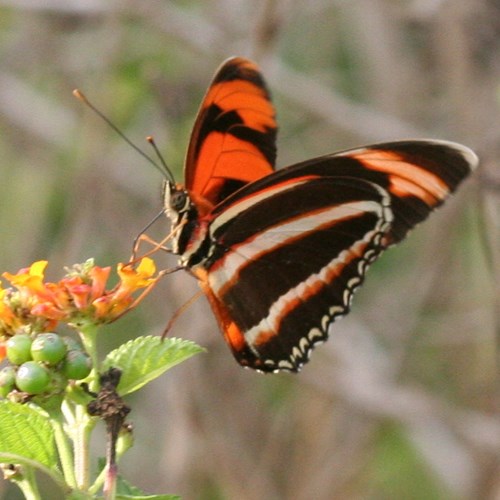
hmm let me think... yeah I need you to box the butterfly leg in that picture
[161,289,204,340]
[131,233,170,262]
[130,220,187,263]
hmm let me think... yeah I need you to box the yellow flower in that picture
[3,261,51,299]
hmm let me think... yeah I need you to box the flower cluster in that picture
[0,258,158,343]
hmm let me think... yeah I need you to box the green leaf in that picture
[0,401,57,469]
[102,336,204,395]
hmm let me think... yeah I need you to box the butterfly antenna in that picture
[146,136,175,183]
[73,89,167,178]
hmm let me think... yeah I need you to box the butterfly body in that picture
[163,57,478,373]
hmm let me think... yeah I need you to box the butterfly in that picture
[162,56,478,373]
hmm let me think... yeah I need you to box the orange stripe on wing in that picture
[354,150,450,206]
[204,80,276,131]
[189,132,275,206]
[196,132,274,181]
[196,269,247,353]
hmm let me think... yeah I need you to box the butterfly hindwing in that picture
[201,174,393,371]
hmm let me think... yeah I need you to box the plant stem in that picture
[51,412,77,489]
[61,399,76,427]
[14,467,41,500]
[103,463,117,500]
[73,404,94,490]
[69,324,101,491]
[78,324,99,393]
[88,466,106,496]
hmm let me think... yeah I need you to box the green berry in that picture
[62,350,92,380]
[6,334,32,365]
[16,361,50,394]
[0,366,16,397]
[31,333,67,366]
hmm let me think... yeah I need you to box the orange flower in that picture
[61,277,91,310]
[89,265,111,301]
[0,289,17,328]
[113,258,157,302]
[92,258,157,320]
[0,282,47,336]
[3,260,47,284]
[0,258,159,336]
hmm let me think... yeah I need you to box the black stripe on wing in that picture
[205,178,392,371]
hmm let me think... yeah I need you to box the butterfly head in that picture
[164,180,189,212]
[163,180,192,221]
[162,181,198,255]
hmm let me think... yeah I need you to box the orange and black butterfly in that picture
[162,56,478,372]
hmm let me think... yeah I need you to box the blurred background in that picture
[0,0,498,499]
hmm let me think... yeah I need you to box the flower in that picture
[91,258,157,320]
[0,258,159,341]
[114,258,157,302]
[0,262,59,338]
[3,261,48,295]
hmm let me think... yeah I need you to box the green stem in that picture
[61,399,76,427]
[1,455,70,496]
[14,467,41,500]
[72,324,100,491]
[78,324,99,393]
[73,404,95,490]
[75,324,99,490]
[88,466,106,496]
[51,413,77,489]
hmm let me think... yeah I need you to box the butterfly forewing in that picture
[184,57,278,208]
[336,140,478,243]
